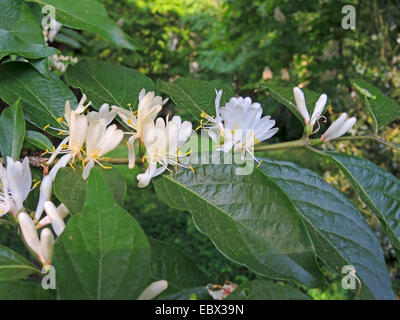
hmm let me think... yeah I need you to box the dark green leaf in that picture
[160,286,211,300]
[327,152,400,261]
[28,57,52,79]
[25,0,144,50]
[24,130,53,151]
[149,238,209,297]
[225,280,310,300]
[53,169,151,299]
[65,59,155,109]
[0,244,40,281]
[0,281,55,299]
[153,162,325,288]
[0,0,57,59]
[351,79,400,130]
[0,62,77,136]
[53,166,127,215]
[259,158,394,300]
[157,78,235,121]
[0,99,26,161]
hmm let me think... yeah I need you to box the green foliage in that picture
[54,167,127,214]
[24,130,53,151]
[0,281,55,300]
[65,59,156,109]
[25,0,144,50]
[0,62,76,135]
[53,169,150,299]
[0,244,39,281]
[0,0,57,59]
[0,99,26,161]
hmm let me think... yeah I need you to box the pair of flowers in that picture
[47,94,124,180]
[0,157,69,267]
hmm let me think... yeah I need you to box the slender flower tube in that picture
[18,212,55,266]
[37,203,69,229]
[83,118,124,180]
[321,113,357,141]
[34,175,53,221]
[137,116,192,188]
[43,201,66,236]
[293,86,328,132]
[138,280,168,300]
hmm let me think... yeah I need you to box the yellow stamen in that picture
[56,116,63,123]
[57,131,64,136]
[81,158,85,169]
[254,138,259,144]
[195,120,203,131]
[126,141,130,150]
[102,166,112,170]
[69,162,76,171]
[189,166,195,174]
[170,170,174,178]
[32,180,41,189]
[256,160,263,168]
[43,124,50,131]
[142,155,146,163]
[41,149,49,156]
[200,111,207,118]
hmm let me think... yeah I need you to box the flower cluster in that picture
[200,89,279,161]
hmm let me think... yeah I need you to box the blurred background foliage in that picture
[4,0,399,299]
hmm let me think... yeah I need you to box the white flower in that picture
[113,89,168,169]
[34,175,53,221]
[18,212,55,266]
[293,86,328,130]
[47,95,91,165]
[37,203,69,230]
[88,103,117,125]
[137,116,192,188]
[203,90,278,157]
[207,283,237,300]
[138,280,168,300]
[43,201,66,236]
[321,113,357,141]
[0,157,32,216]
[83,118,124,180]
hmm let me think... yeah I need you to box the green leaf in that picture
[259,158,395,300]
[25,0,144,50]
[327,152,400,260]
[0,62,77,136]
[153,162,325,288]
[65,59,155,109]
[0,244,40,281]
[225,280,310,300]
[265,84,328,125]
[24,130,53,151]
[28,57,52,79]
[149,238,209,297]
[351,79,400,130]
[53,169,151,299]
[0,281,55,299]
[157,78,235,121]
[53,166,127,215]
[0,99,26,162]
[0,0,57,59]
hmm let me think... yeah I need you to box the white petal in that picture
[293,87,310,123]
[44,201,65,236]
[321,113,348,141]
[310,93,327,127]
[34,175,52,221]
[138,280,168,300]
[324,117,357,141]
[82,160,95,180]
[49,153,71,181]
[18,212,41,257]
[40,228,55,265]
[127,136,136,169]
